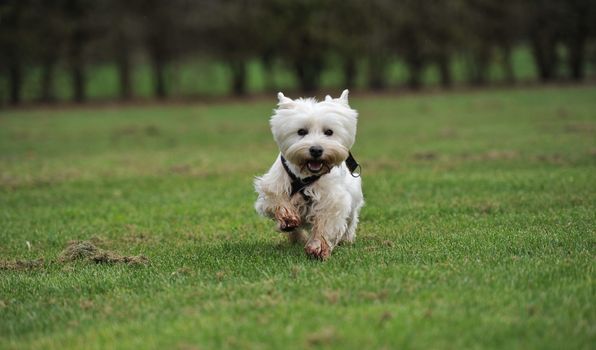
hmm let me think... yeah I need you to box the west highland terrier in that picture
[254,90,364,260]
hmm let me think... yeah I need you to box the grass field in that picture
[0,86,595,349]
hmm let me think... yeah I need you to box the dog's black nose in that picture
[309,146,323,158]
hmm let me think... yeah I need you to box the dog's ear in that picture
[277,92,294,109]
[338,89,349,105]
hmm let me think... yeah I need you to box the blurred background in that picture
[1,0,595,106]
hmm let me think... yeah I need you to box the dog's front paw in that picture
[305,238,331,261]
[275,207,301,232]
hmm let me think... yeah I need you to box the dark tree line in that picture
[1,0,595,105]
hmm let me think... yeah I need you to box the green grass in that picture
[0,86,595,349]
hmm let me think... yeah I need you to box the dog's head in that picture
[270,90,358,176]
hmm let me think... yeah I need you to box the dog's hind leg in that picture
[342,217,357,244]
[342,199,364,244]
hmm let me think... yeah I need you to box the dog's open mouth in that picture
[306,160,324,173]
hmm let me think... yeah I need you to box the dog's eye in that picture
[297,129,308,136]
[324,129,333,136]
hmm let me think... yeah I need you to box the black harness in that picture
[280,152,361,201]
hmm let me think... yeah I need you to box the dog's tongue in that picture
[307,161,323,172]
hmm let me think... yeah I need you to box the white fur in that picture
[254,90,364,259]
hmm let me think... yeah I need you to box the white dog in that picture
[254,89,364,260]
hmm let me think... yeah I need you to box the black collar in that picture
[280,152,360,199]
[345,152,361,176]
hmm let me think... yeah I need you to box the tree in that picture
[327,0,371,89]
[62,0,99,103]
[391,0,430,89]
[0,0,36,105]
[559,0,596,80]
[455,0,523,85]
[138,0,187,99]
[523,0,565,82]
[269,0,331,93]
[31,0,68,103]
[363,0,394,90]
[424,1,465,88]
[99,0,143,100]
[198,0,265,96]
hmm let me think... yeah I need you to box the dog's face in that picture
[270,90,358,175]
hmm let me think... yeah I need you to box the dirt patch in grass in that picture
[0,258,44,271]
[367,158,401,171]
[564,123,595,134]
[306,327,337,347]
[324,290,340,304]
[413,151,438,161]
[475,202,502,215]
[111,124,161,139]
[535,154,567,165]
[460,150,519,162]
[439,127,459,138]
[360,290,389,302]
[170,164,192,174]
[379,311,393,326]
[58,240,149,266]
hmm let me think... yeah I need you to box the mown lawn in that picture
[0,86,594,349]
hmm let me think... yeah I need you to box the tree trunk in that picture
[368,55,386,91]
[72,60,85,103]
[567,2,589,81]
[294,59,322,93]
[437,54,452,88]
[261,52,275,92]
[343,56,356,90]
[8,60,22,105]
[229,60,247,96]
[501,45,516,84]
[69,34,86,103]
[117,48,132,100]
[530,35,558,82]
[466,48,490,86]
[568,35,586,81]
[40,56,55,103]
[406,58,423,90]
[151,56,166,99]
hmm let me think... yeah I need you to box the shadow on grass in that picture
[160,237,329,279]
